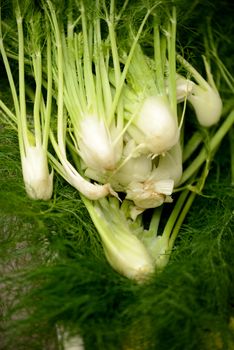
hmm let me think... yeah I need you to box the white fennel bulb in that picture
[133,95,179,155]
[103,224,155,281]
[91,203,154,281]
[188,84,223,127]
[114,155,152,188]
[79,115,119,172]
[22,145,53,200]
[176,55,223,127]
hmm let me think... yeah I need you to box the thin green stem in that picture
[160,35,167,74]
[154,20,165,95]
[93,5,105,121]
[63,33,84,129]
[74,33,86,112]
[0,33,22,144]
[149,207,163,237]
[109,7,154,122]
[48,1,65,151]
[205,22,234,92]
[202,55,217,91]
[167,7,177,115]
[43,32,52,150]
[80,0,97,113]
[0,101,17,131]
[116,0,129,22]
[177,54,209,89]
[168,191,196,250]
[48,146,68,181]
[182,132,203,162]
[17,14,29,151]
[107,0,124,129]
[95,1,113,120]
[229,127,234,186]
[107,0,121,88]
[169,162,209,251]
[162,190,190,240]
[180,110,234,184]
[214,57,234,93]
[1,50,31,66]
[32,52,42,146]
[0,100,17,124]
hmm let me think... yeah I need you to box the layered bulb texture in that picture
[21,145,53,200]
[175,56,223,127]
[132,95,179,155]
[78,115,121,172]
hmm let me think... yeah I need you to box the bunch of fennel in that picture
[0,0,233,283]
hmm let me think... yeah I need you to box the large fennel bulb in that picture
[79,115,119,172]
[133,95,179,155]
[85,199,155,281]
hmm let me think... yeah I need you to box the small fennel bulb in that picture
[176,55,223,127]
[187,84,223,127]
[22,145,53,200]
[0,7,53,200]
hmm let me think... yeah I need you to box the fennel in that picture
[0,5,53,200]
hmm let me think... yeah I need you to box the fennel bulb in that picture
[133,95,179,155]
[0,6,53,200]
[84,197,154,281]
[102,223,155,281]
[122,17,180,157]
[187,84,223,127]
[21,145,53,200]
[112,154,152,189]
[78,115,119,172]
[176,55,223,127]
